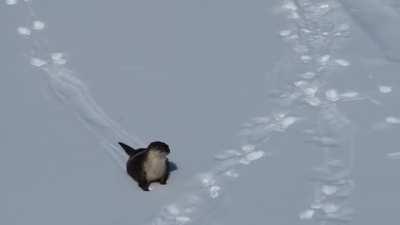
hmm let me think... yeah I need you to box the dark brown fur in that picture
[118,141,170,191]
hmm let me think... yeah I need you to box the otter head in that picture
[147,141,170,155]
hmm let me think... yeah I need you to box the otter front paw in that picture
[139,183,150,191]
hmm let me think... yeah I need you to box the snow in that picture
[322,185,339,196]
[299,71,316,79]
[299,209,315,220]
[224,170,239,178]
[279,29,292,37]
[32,20,46,30]
[5,0,17,5]
[326,89,340,102]
[319,54,331,65]
[378,85,392,94]
[51,52,67,65]
[2,0,400,225]
[17,26,31,36]
[334,59,351,67]
[386,116,400,124]
[338,0,400,62]
[238,150,265,165]
[241,144,255,153]
[300,55,312,63]
[387,152,400,159]
[340,91,360,99]
[30,57,47,67]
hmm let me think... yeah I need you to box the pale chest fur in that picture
[143,151,167,181]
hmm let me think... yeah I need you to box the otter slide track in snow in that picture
[6,0,146,170]
[4,0,400,225]
[337,0,400,63]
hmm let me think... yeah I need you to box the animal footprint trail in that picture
[277,0,358,224]
[303,105,356,224]
[146,110,301,225]
[148,0,361,224]
[281,2,400,223]
[8,0,145,169]
[147,143,269,225]
[147,111,303,225]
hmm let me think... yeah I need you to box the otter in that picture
[118,141,171,191]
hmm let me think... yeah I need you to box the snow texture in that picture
[2,0,400,225]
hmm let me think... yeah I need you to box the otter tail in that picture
[118,142,138,156]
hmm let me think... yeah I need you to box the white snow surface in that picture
[1,1,400,225]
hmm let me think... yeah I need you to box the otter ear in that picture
[118,142,137,156]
